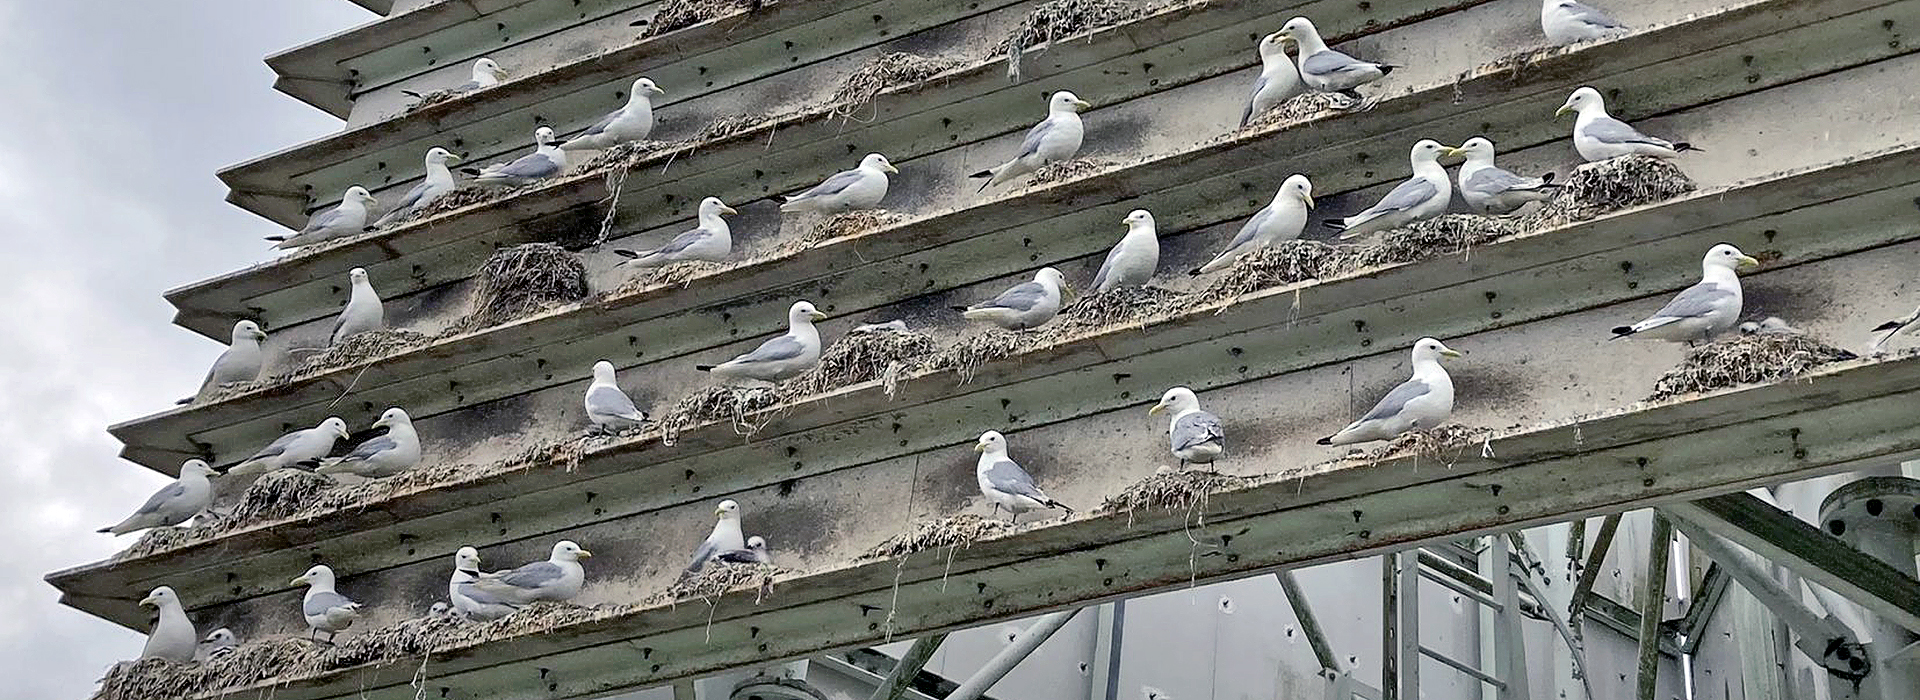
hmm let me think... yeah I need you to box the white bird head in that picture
[232,320,268,343]
[1702,243,1760,272]
[1278,174,1314,209]
[348,267,370,284]
[474,58,507,81]
[455,546,482,570]
[551,540,592,561]
[371,407,409,430]
[789,300,828,323]
[632,77,665,96]
[700,196,738,217]
[320,416,351,440]
[1410,337,1465,364]
[425,147,461,166]
[1035,267,1071,296]
[746,535,768,550]
[1556,86,1605,118]
[1410,139,1448,165]
[974,430,1009,454]
[291,564,337,588]
[714,499,741,520]
[1050,91,1092,113]
[1444,136,1496,161]
[139,586,179,609]
[860,153,899,174]
[1275,17,1321,48]
[179,459,216,479]
[533,126,558,146]
[1149,386,1200,416]
[202,628,237,646]
[344,186,377,207]
[592,360,619,383]
[1258,31,1289,59]
[1123,209,1155,230]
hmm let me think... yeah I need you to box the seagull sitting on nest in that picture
[464,540,592,607]
[1557,87,1698,162]
[584,360,650,433]
[972,91,1090,192]
[697,301,827,384]
[1276,17,1395,107]
[1194,174,1313,275]
[562,77,666,152]
[1319,338,1465,446]
[956,268,1070,331]
[687,500,747,572]
[1610,243,1758,344]
[780,154,896,213]
[268,186,376,250]
[178,321,267,404]
[1326,140,1451,240]
[100,460,215,535]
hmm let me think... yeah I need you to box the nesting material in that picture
[997,0,1144,81]
[1362,424,1497,464]
[1347,214,1515,269]
[1239,92,1345,132]
[118,524,214,560]
[1049,285,1188,333]
[373,187,496,229]
[861,514,1014,559]
[697,113,773,143]
[226,470,338,528]
[1098,468,1254,523]
[660,386,784,443]
[781,326,940,399]
[1545,155,1697,222]
[780,210,910,253]
[830,52,966,119]
[578,140,677,173]
[1195,240,1346,304]
[1023,158,1110,188]
[276,329,436,381]
[1647,332,1857,401]
[934,331,1026,383]
[646,0,757,37]
[453,243,589,332]
[403,89,463,113]
[666,561,788,603]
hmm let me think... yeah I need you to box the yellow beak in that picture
[139,595,159,607]
[290,575,308,586]
[973,442,987,453]
[1736,255,1760,268]
[576,549,593,558]
[1148,404,1166,416]
[883,163,900,174]
[720,205,739,216]
[1299,192,1315,210]
[1441,146,1466,158]
[1555,105,1573,117]
[808,310,828,321]
[1440,348,1465,358]
[1072,99,1092,110]
[650,85,666,95]
[713,507,726,517]
[445,153,462,163]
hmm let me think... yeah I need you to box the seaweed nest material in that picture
[453,243,589,332]
[779,210,910,254]
[666,562,788,603]
[1362,424,1497,464]
[1240,92,1345,132]
[1545,155,1696,222]
[861,514,1013,559]
[1347,213,1519,269]
[996,0,1144,81]
[933,331,1026,383]
[1024,158,1110,187]
[372,187,497,229]
[1098,467,1254,523]
[403,89,462,113]
[781,326,940,399]
[646,0,758,37]
[578,140,677,173]
[276,329,436,381]
[1646,331,1857,401]
[1194,240,1346,304]
[697,113,774,143]
[226,469,338,528]
[830,52,966,119]
[1048,285,1188,333]
[660,386,784,444]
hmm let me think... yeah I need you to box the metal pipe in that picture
[1634,515,1673,700]
[1418,645,1507,689]
[1489,535,1533,700]
[1568,514,1622,621]
[1397,551,1421,700]
[1416,556,1504,612]
[868,634,948,700]
[1382,556,1402,700]
[947,609,1083,700]
[1276,571,1341,674]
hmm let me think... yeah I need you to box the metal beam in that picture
[1568,514,1622,623]
[1664,494,1920,633]
[1662,514,1863,679]
[1506,533,1596,700]
[867,635,948,700]
[1634,515,1673,700]
[1489,536,1532,700]
[946,609,1082,700]
[1276,571,1341,675]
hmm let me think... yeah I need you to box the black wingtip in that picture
[95,526,113,534]
[1187,267,1205,277]
[950,305,971,312]
[459,167,483,176]
[1377,64,1398,74]
[612,249,640,259]
[695,364,716,372]
[1609,326,1635,339]
[174,397,193,405]
[401,90,423,98]
[976,179,992,194]
[1540,171,1557,184]
[263,235,287,242]
[969,170,991,179]
[1675,142,1701,153]
[1315,436,1334,446]
[1873,320,1903,332]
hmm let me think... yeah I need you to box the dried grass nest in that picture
[403,88,463,113]
[1098,467,1254,522]
[452,243,589,333]
[666,561,789,603]
[1646,331,1857,401]
[646,0,761,37]
[779,210,911,255]
[997,0,1145,81]
[268,329,436,385]
[372,187,497,230]
[1024,158,1111,188]
[830,52,967,119]
[1239,92,1346,132]
[861,514,1015,560]
[91,603,620,700]
[781,326,941,399]
[578,140,678,173]
[659,386,785,444]
[1361,424,1498,464]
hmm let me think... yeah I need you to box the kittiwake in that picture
[972,91,1090,192]
[317,407,421,479]
[138,586,197,663]
[1327,139,1451,239]
[697,301,826,383]
[974,430,1072,524]
[1150,387,1224,468]
[177,320,267,404]
[1611,243,1758,343]
[291,565,362,644]
[956,267,1069,330]
[1278,17,1395,104]
[267,187,375,250]
[614,196,736,267]
[331,267,385,345]
[472,126,568,186]
[1243,31,1305,126]
[562,77,665,151]
[1090,209,1160,293]
[99,460,215,535]
[780,154,895,213]
[226,417,351,475]
[1319,337,1465,445]
[585,360,650,432]
[1447,137,1559,215]
[1541,0,1628,46]
[1557,87,1698,161]
[465,540,591,606]
[1193,174,1314,275]
[374,147,462,227]
[687,500,746,572]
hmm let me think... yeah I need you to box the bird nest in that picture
[697,113,774,143]
[933,332,1027,383]
[403,89,463,113]
[1024,158,1111,188]
[1646,331,1857,401]
[861,514,1015,560]
[372,187,496,230]
[451,243,589,333]
[1098,467,1253,524]
[666,562,788,604]
[1239,92,1345,132]
[270,329,437,384]
[1541,155,1697,223]
[660,386,785,444]
[779,326,941,399]
[1049,285,1188,333]
[996,0,1145,81]
[829,52,967,119]
[646,0,760,37]
[1194,240,1347,304]
[578,140,678,173]
[1361,424,1498,465]
[780,210,911,254]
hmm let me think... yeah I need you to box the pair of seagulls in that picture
[952,208,1163,331]
[449,541,593,620]
[466,77,669,188]
[219,406,420,479]
[178,266,381,407]
[134,588,241,663]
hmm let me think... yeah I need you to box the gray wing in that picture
[492,152,563,179]
[386,181,431,214]
[1582,117,1669,147]
[1359,379,1431,423]
[984,459,1048,501]
[1565,1,1624,28]
[652,228,714,257]
[1089,244,1128,291]
[489,561,565,590]
[587,384,642,417]
[978,281,1047,312]
[796,169,864,199]
[1650,282,1733,320]
[300,207,346,235]
[1241,75,1268,125]
[342,435,397,462]
[1362,177,1439,217]
[303,591,358,617]
[1462,167,1546,196]
[1224,206,1274,251]
[1172,411,1225,452]
[735,335,806,364]
[577,110,620,138]
[715,549,761,565]
[456,80,483,92]
[246,430,302,462]
[132,482,188,516]
[1015,118,1056,159]
[687,540,720,571]
[455,581,519,606]
[1300,50,1370,78]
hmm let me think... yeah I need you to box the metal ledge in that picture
[266,0,543,117]
[180,0,1496,339]
[169,353,1920,700]
[57,145,1920,629]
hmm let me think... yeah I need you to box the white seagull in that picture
[331,267,386,345]
[1447,137,1560,215]
[1611,243,1758,343]
[1277,17,1395,104]
[974,430,1072,524]
[1149,387,1224,469]
[472,126,569,187]
[267,186,376,250]
[562,77,666,151]
[317,407,421,479]
[697,301,827,384]
[374,147,463,227]
[972,91,1090,192]
[1242,31,1305,126]
[584,360,650,433]
[100,460,215,535]
[614,196,736,267]
[1089,209,1160,293]
[1541,0,1628,46]
[1327,139,1451,239]
[1194,174,1314,275]
[1557,87,1698,162]
[464,540,591,606]
[138,586,197,663]
[449,546,515,621]
[957,267,1070,330]
[177,320,267,404]
[458,58,509,92]
[226,417,351,475]
[687,500,747,572]
[291,565,363,644]
[1319,338,1465,445]
[780,154,896,213]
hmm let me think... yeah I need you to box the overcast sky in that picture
[0,1,369,695]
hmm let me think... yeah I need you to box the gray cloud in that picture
[0,1,367,696]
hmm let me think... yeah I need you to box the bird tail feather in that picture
[695,364,717,372]
[1675,142,1701,153]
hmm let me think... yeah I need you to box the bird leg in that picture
[1008,510,1020,526]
